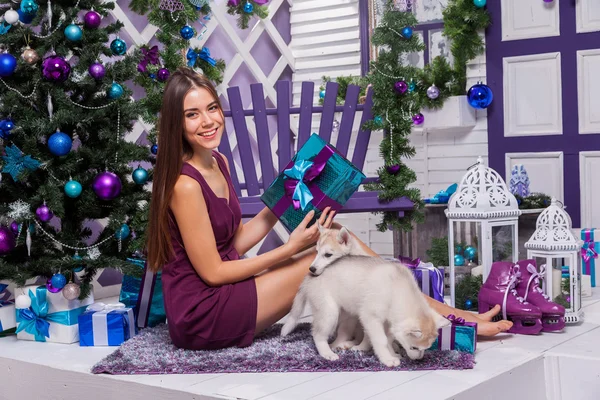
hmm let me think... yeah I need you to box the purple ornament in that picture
[84,10,102,29]
[10,221,19,234]
[394,81,408,94]
[42,55,71,82]
[88,62,105,80]
[543,0,553,2]
[386,165,401,175]
[36,204,53,222]
[0,226,16,255]
[157,68,170,82]
[46,279,62,293]
[412,113,425,125]
[93,171,122,201]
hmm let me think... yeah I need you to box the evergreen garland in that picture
[516,192,552,210]
[227,0,269,29]
[455,274,483,311]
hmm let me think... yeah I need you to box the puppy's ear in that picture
[407,329,423,338]
[337,227,351,245]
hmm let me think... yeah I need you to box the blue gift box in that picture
[429,315,477,353]
[78,303,136,346]
[261,133,366,232]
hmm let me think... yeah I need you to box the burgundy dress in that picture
[162,152,258,350]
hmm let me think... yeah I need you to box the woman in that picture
[146,67,512,351]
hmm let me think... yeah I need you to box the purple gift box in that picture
[399,257,444,302]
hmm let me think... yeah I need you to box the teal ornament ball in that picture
[454,254,465,267]
[107,82,124,99]
[20,0,38,14]
[115,224,130,240]
[180,25,195,40]
[455,245,463,255]
[319,89,326,99]
[50,273,67,290]
[464,246,477,261]
[244,2,254,13]
[48,131,72,156]
[402,27,413,39]
[64,24,83,41]
[110,38,127,56]
[73,253,84,272]
[473,0,486,8]
[374,115,383,124]
[132,167,149,185]
[64,180,82,198]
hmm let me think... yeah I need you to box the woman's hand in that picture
[287,207,336,253]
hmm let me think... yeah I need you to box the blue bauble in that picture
[465,299,473,309]
[0,119,15,139]
[180,25,195,40]
[0,53,17,77]
[107,82,124,99]
[64,24,83,41]
[473,0,486,8]
[455,245,463,255]
[151,144,158,155]
[110,38,127,56]
[319,89,326,99]
[454,254,465,267]
[374,115,383,124]
[467,82,494,109]
[464,246,477,261]
[64,180,82,198]
[48,131,72,156]
[149,73,156,79]
[402,26,413,39]
[132,167,149,185]
[243,2,254,13]
[50,273,67,290]
[115,224,130,240]
[18,9,35,23]
[20,0,38,14]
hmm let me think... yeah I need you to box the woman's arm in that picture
[170,176,319,287]
[232,207,278,256]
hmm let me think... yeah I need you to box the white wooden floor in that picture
[2,293,600,400]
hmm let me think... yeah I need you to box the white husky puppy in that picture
[281,226,450,367]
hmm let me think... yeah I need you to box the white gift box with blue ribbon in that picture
[15,285,94,344]
[78,302,136,346]
[0,301,16,333]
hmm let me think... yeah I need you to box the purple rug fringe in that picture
[92,323,475,375]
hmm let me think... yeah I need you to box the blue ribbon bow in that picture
[186,47,217,68]
[283,160,315,211]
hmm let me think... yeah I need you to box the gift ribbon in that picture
[272,144,342,217]
[137,45,159,73]
[15,287,87,342]
[84,302,135,346]
[523,263,549,302]
[437,314,477,352]
[186,47,217,68]
[582,229,597,287]
[399,257,444,302]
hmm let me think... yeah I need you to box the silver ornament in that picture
[7,200,33,221]
[47,93,53,119]
[26,227,32,256]
[62,282,81,300]
[467,261,477,269]
[427,84,440,100]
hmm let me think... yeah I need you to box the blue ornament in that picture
[132,167,149,185]
[0,119,15,139]
[151,144,158,155]
[467,82,494,109]
[50,273,67,290]
[110,38,127,56]
[149,73,156,79]
[17,9,35,24]
[464,246,477,261]
[465,299,473,309]
[20,0,38,14]
[115,224,130,240]
[73,253,84,272]
[374,115,383,124]
[473,0,486,8]
[0,53,17,77]
[402,26,413,39]
[1,145,40,181]
[48,131,72,156]
[455,245,463,255]
[319,89,326,99]
[107,82,124,99]
[64,24,83,41]
[64,180,82,198]
[180,25,195,40]
[244,2,254,13]
[454,254,465,267]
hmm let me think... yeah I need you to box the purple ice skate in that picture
[478,261,543,335]
[516,260,565,332]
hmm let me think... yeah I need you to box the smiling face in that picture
[182,87,224,152]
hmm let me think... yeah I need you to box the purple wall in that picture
[486,1,600,227]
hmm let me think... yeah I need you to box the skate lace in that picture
[524,263,550,302]
[502,265,527,321]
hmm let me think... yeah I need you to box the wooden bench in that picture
[220,80,414,222]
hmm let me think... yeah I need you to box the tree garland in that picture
[227,0,269,29]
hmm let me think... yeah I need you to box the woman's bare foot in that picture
[478,304,502,322]
[477,320,513,336]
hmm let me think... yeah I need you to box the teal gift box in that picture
[261,133,366,232]
[119,258,166,328]
[429,315,477,354]
[581,229,598,287]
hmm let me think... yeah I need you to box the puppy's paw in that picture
[380,355,401,368]
[331,340,356,351]
[351,343,372,352]
[280,322,295,337]
[321,352,340,361]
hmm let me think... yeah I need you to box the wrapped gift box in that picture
[429,314,477,353]
[399,257,444,303]
[15,285,94,343]
[79,302,136,346]
[0,301,16,333]
[261,133,366,232]
[581,229,598,287]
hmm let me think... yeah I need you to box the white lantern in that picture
[445,157,521,308]
[525,198,583,323]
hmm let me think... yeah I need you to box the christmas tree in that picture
[0,0,151,299]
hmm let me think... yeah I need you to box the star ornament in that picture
[1,145,41,181]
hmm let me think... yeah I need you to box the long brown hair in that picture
[146,67,223,272]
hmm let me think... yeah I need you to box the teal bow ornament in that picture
[283,160,316,211]
[15,287,86,342]
[186,47,217,68]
